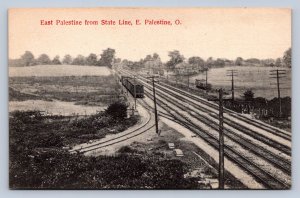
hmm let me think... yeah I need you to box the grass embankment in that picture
[9,110,199,189]
[9,75,121,106]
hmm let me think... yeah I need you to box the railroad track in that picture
[70,100,154,154]
[120,69,291,189]
[120,69,291,141]
[150,83,291,155]
[122,70,291,149]
[158,80,291,140]
[142,83,291,170]
[143,88,290,189]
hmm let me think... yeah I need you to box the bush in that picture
[243,89,254,101]
[118,146,135,154]
[105,101,127,120]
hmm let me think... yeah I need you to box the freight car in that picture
[195,79,212,90]
[121,76,144,98]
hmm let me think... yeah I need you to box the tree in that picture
[72,55,86,65]
[206,57,214,68]
[275,58,282,67]
[86,53,98,66]
[245,58,261,65]
[235,57,243,66]
[188,56,205,70]
[114,58,121,64]
[105,101,127,120]
[283,48,291,68]
[166,50,184,71]
[243,89,254,102]
[20,51,35,66]
[62,54,72,65]
[98,48,116,68]
[144,53,162,72]
[37,54,51,65]
[214,58,225,67]
[52,55,61,65]
[121,59,129,66]
[261,58,275,67]
[153,53,160,60]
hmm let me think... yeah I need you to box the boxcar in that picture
[195,79,212,90]
[127,78,144,98]
[121,76,144,98]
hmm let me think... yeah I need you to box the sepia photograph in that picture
[8,8,291,190]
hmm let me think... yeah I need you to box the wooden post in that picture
[270,69,286,117]
[276,70,282,117]
[152,77,159,135]
[219,89,224,189]
[134,76,137,110]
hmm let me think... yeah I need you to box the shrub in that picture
[105,101,127,120]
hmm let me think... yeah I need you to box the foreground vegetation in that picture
[9,107,199,189]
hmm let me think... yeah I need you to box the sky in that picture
[8,8,291,62]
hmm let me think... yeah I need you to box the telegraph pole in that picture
[270,69,286,117]
[133,75,137,110]
[205,69,208,88]
[208,89,225,189]
[187,70,190,90]
[226,70,237,101]
[204,68,208,93]
[147,76,159,135]
[218,89,224,189]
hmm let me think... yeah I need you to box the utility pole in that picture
[205,69,208,89]
[203,68,208,93]
[166,69,169,82]
[186,67,192,91]
[218,89,224,189]
[270,69,286,117]
[208,89,225,189]
[226,70,237,101]
[147,76,159,135]
[187,70,190,90]
[133,75,137,110]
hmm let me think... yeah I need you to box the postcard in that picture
[8,8,291,189]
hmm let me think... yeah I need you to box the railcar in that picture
[121,76,144,98]
[195,79,212,90]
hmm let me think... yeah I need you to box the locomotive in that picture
[121,76,144,98]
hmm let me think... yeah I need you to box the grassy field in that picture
[10,75,122,107]
[9,65,121,108]
[9,65,112,77]
[165,66,291,99]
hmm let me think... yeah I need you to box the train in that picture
[195,79,212,90]
[120,76,144,98]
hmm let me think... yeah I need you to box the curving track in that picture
[70,100,155,154]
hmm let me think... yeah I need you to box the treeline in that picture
[10,47,291,70]
[121,50,228,73]
[234,47,291,68]
[121,48,291,73]
[9,48,116,68]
